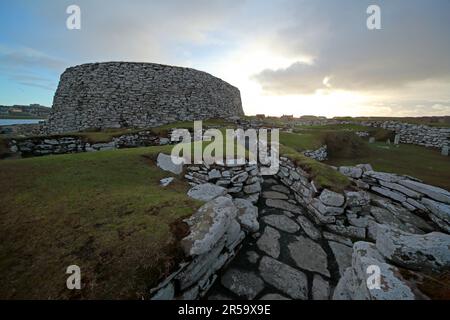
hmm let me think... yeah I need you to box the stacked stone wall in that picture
[46,62,243,134]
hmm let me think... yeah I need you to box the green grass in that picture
[280,145,351,192]
[73,128,148,143]
[0,146,202,299]
[279,123,391,154]
[297,123,369,131]
[279,132,324,152]
[326,142,450,190]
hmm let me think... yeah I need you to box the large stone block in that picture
[181,196,237,256]
[157,153,184,174]
[399,180,450,204]
[376,225,450,271]
[319,189,345,207]
[187,183,228,202]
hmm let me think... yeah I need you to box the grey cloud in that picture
[253,0,450,94]
[12,0,246,64]
[252,61,327,94]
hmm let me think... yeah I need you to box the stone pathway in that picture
[206,176,352,300]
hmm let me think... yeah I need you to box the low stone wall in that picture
[359,120,450,149]
[150,160,261,300]
[278,157,449,235]
[277,158,371,230]
[337,165,450,233]
[0,123,45,136]
[5,131,170,158]
[184,162,263,204]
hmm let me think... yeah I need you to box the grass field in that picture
[279,132,324,152]
[326,142,450,190]
[0,146,202,299]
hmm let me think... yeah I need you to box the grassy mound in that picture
[280,145,351,193]
[0,146,202,299]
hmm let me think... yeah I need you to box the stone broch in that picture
[47,62,244,134]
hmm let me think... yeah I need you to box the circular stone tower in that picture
[46,62,243,133]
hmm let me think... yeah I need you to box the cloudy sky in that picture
[1,0,449,117]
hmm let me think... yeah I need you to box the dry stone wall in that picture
[47,62,243,134]
[6,131,169,158]
[359,120,450,149]
[278,158,450,235]
[150,160,261,300]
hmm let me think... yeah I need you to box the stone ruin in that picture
[150,156,450,300]
[46,62,244,134]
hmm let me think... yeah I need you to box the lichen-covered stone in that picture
[181,196,236,256]
[220,269,264,300]
[157,153,184,174]
[319,189,345,207]
[233,198,259,233]
[376,225,450,271]
[187,183,228,202]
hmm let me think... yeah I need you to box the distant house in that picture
[256,114,266,119]
[0,104,51,118]
[281,115,294,121]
